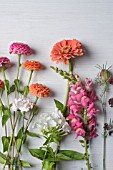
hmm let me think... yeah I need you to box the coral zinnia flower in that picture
[29,84,50,97]
[0,80,4,90]
[0,57,11,70]
[23,60,42,71]
[9,42,31,55]
[50,39,84,64]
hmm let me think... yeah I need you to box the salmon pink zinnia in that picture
[50,39,84,64]
[23,60,42,71]
[29,83,50,98]
[9,42,31,55]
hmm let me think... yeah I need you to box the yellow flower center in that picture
[61,46,72,54]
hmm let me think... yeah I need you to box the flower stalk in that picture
[83,109,92,170]
[16,54,21,80]
[101,83,108,170]
[84,139,91,170]
[63,59,73,115]
[28,70,33,86]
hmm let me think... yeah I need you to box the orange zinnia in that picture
[29,83,50,97]
[23,60,42,71]
[50,39,84,64]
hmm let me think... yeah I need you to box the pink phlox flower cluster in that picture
[67,78,99,140]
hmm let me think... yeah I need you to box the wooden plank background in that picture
[0,0,113,169]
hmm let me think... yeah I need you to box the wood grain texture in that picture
[0,0,113,169]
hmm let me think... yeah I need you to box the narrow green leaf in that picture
[2,110,11,126]
[42,160,55,170]
[0,152,11,164]
[32,106,39,115]
[17,127,23,139]
[54,99,64,112]
[9,85,15,94]
[57,150,84,160]
[18,160,31,167]
[4,80,10,94]
[29,149,45,160]
[26,131,40,138]
[0,106,3,115]
[14,79,20,92]
[16,139,21,151]
[24,85,29,96]
[2,136,10,152]
[65,106,70,117]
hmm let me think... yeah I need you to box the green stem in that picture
[102,83,107,170]
[16,54,21,80]
[28,70,33,86]
[1,67,14,170]
[84,139,91,170]
[63,59,73,116]
[14,115,25,170]
[25,97,39,129]
[14,97,38,170]
[83,109,91,170]
[1,67,9,105]
[2,127,15,170]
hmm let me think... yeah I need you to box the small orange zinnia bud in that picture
[29,83,50,97]
[23,60,42,71]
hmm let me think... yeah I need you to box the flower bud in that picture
[100,69,111,82]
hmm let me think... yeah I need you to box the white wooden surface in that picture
[0,0,113,169]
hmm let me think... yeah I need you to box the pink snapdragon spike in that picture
[0,80,4,90]
[9,42,31,55]
[67,78,99,140]
[0,57,11,70]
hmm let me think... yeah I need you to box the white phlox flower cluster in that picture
[12,96,34,112]
[35,109,71,133]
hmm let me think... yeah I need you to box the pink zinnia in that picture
[0,80,4,90]
[9,42,31,55]
[50,39,84,64]
[0,57,10,70]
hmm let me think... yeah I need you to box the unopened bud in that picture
[100,69,111,82]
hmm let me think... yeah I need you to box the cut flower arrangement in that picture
[0,40,113,170]
[0,42,51,170]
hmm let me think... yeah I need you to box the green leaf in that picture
[9,85,15,94]
[16,139,21,152]
[2,136,10,152]
[57,150,84,160]
[65,106,70,117]
[54,99,64,112]
[19,160,31,167]
[0,152,11,164]
[29,149,46,160]
[2,109,11,126]
[42,160,55,170]
[17,127,24,139]
[0,106,3,115]
[32,106,39,115]
[24,85,29,96]
[16,127,27,144]
[4,80,10,94]
[53,138,60,146]
[26,130,40,138]
[0,155,5,164]
[14,79,20,92]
